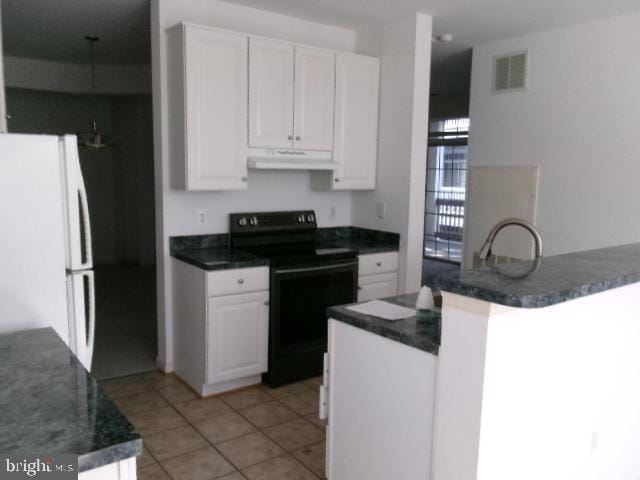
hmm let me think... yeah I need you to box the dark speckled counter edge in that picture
[170,226,400,271]
[430,243,640,309]
[79,439,143,472]
[327,294,441,355]
[172,250,270,271]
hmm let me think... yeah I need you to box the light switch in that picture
[376,202,386,219]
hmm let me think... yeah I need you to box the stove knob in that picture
[307,214,315,223]
[237,217,248,226]
[297,214,305,223]
[249,216,259,226]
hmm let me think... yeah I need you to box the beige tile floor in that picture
[101,372,326,480]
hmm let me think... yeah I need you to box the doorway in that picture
[2,1,156,380]
[423,117,469,283]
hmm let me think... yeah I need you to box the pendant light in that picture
[77,36,115,150]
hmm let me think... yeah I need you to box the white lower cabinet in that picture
[78,458,136,480]
[207,291,269,385]
[324,319,437,480]
[357,272,398,302]
[357,252,399,301]
[173,260,269,396]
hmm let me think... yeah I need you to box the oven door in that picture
[268,258,358,384]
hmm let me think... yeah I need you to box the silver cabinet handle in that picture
[264,301,270,306]
[334,178,340,183]
[237,278,244,284]
[287,135,293,141]
[357,286,362,290]
[295,136,301,141]
[376,262,382,266]
[241,176,247,182]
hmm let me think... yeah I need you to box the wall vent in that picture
[493,51,527,93]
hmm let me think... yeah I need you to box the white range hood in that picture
[247,148,338,171]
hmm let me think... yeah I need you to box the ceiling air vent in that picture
[493,51,527,93]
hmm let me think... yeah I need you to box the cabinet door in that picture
[249,38,294,148]
[184,26,248,190]
[293,46,335,151]
[207,291,269,385]
[357,273,398,302]
[332,52,380,189]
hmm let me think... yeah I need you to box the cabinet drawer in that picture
[357,272,398,302]
[207,267,269,296]
[358,252,398,276]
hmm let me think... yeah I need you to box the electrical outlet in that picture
[197,210,206,225]
[329,206,336,220]
[376,202,386,219]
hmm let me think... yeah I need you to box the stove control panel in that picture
[230,210,318,235]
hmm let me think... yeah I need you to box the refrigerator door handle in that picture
[68,270,96,371]
[77,177,93,269]
[60,135,93,270]
[84,270,96,369]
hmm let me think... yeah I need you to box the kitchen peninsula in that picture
[0,328,142,479]
[325,242,640,480]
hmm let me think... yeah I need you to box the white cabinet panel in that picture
[332,52,379,189]
[293,46,335,151]
[206,267,269,297]
[327,320,437,480]
[358,252,399,276]
[357,272,398,302]
[207,291,269,385]
[249,38,295,148]
[170,24,248,191]
[78,458,136,480]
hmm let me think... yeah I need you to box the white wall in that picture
[434,285,640,480]
[0,3,7,133]
[3,56,151,95]
[152,0,359,370]
[467,12,640,258]
[351,14,432,294]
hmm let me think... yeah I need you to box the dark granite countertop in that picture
[172,247,270,271]
[327,293,441,355]
[170,227,399,271]
[430,242,640,308]
[317,227,399,254]
[0,328,142,472]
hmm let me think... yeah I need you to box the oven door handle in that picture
[274,260,358,275]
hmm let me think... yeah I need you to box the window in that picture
[424,118,469,263]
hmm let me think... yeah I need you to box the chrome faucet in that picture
[478,218,543,261]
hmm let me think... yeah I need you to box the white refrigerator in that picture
[0,133,95,370]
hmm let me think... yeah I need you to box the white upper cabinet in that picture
[248,40,335,152]
[332,52,380,189]
[249,38,295,148]
[170,24,248,191]
[169,23,380,189]
[293,46,335,151]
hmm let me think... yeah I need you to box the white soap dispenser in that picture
[415,285,435,320]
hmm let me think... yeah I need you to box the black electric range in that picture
[230,211,358,387]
